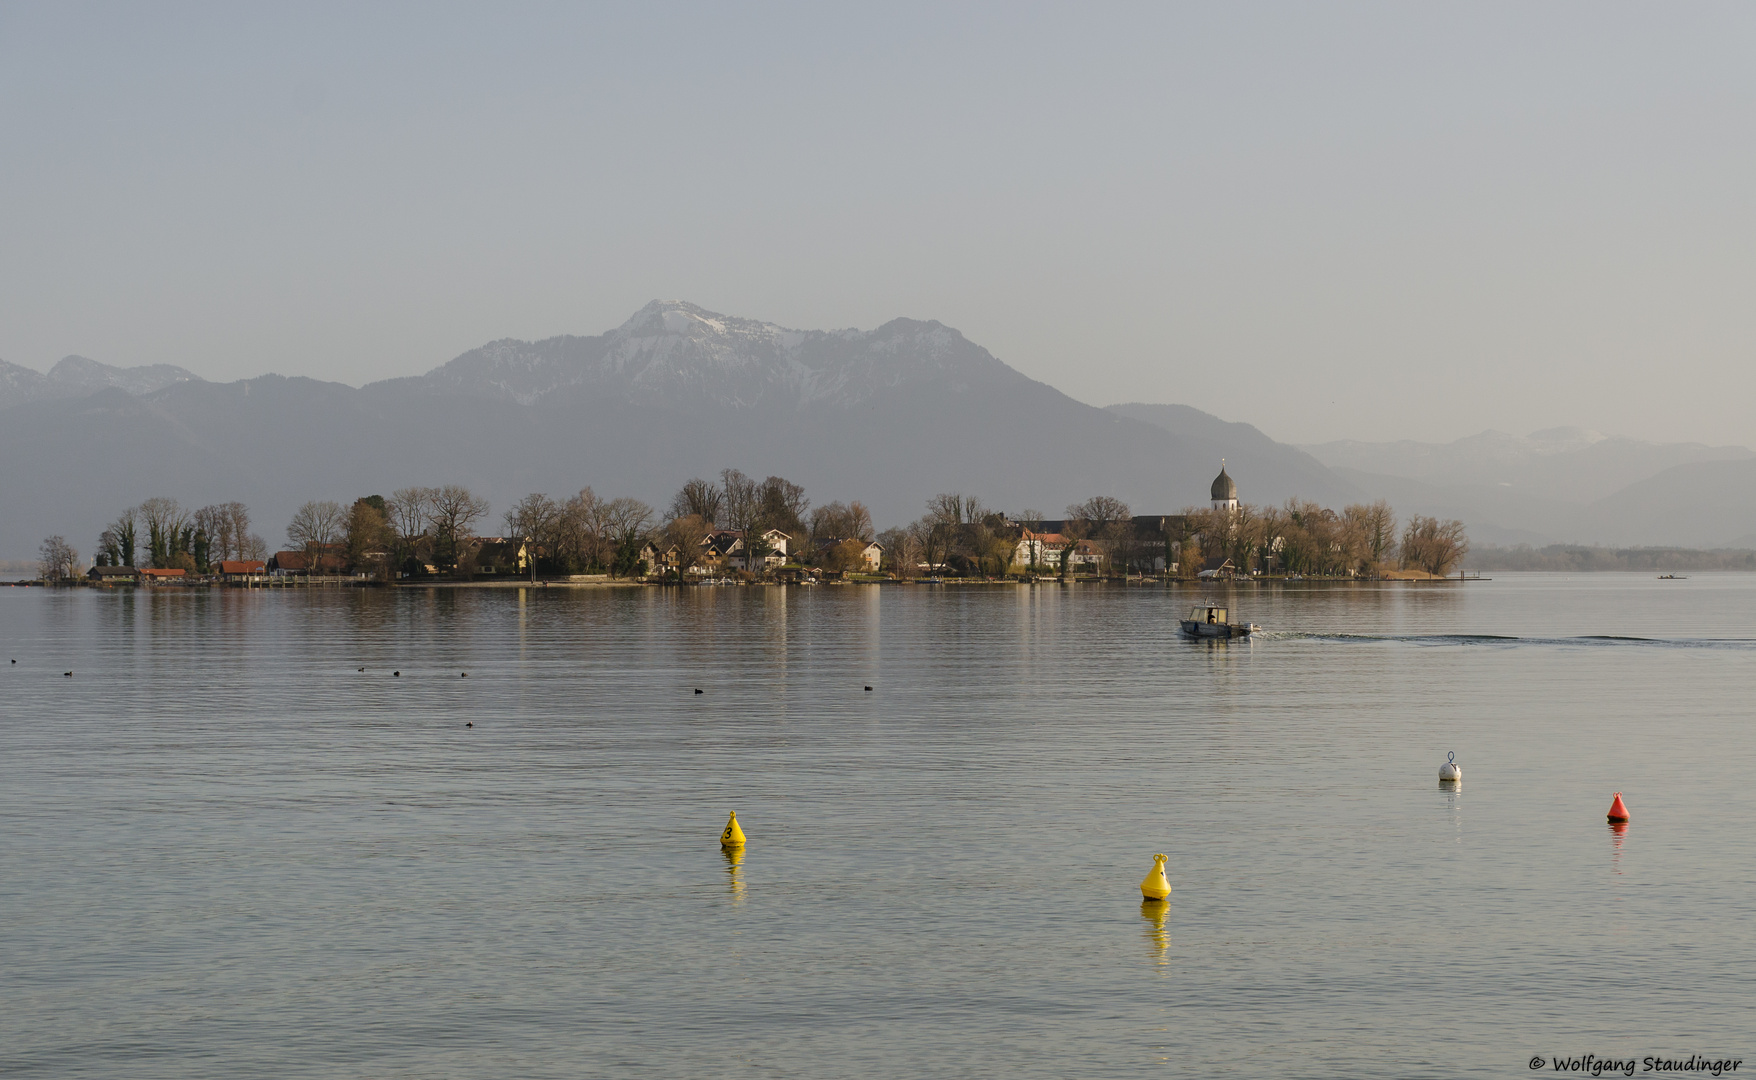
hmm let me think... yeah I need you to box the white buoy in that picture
[1439,750,1461,782]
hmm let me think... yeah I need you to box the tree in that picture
[556,487,603,571]
[670,478,723,525]
[877,525,919,578]
[345,498,395,578]
[426,485,490,574]
[718,469,760,559]
[1014,508,1045,572]
[286,500,346,575]
[599,497,655,578]
[821,538,869,574]
[387,488,433,573]
[1065,496,1131,578]
[1344,500,1398,573]
[810,501,874,545]
[1401,516,1470,576]
[756,476,810,541]
[922,493,990,574]
[98,508,138,567]
[1220,503,1262,576]
[743,531,774,574]
[663,514,713,579]
[908,518,941,574]
[137,497,186,569]
[504,493,562,581]
[38,536,78,581]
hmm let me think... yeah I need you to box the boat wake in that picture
[1250,630,1756,650]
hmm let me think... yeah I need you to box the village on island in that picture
[32,464,1470,587]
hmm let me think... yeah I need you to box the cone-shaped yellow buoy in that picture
[1140,854,1171,900]
[720,810,746,848]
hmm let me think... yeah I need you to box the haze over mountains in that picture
[0,355,200,409]
[1,300,1752,560]
[1299,430,1756,548]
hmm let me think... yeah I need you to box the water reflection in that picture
[722,845,746,906]
[1608,821,1628,875]
[1440,780,1463,843]
[1139,899,1170,963]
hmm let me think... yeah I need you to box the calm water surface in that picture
[2,575,1753,1078]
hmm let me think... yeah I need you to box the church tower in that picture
[1211,461,1238,513]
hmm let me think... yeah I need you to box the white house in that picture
[1013,530,1069,569]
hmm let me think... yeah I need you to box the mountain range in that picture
[1299,430,1756,547]
[1,299,1752,560]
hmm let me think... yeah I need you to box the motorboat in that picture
[1180,603,1257,639]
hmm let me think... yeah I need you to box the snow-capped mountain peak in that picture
[409,300,1001,409]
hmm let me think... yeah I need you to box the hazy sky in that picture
[3,3,1754,447]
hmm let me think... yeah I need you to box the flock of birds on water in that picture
[15,658,876,727]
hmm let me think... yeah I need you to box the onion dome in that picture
[1211,463,1237,502]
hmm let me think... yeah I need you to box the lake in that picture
[2,575,1753,1078]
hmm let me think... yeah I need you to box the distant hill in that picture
[1572,458,1756,548]
[0,355,201,412]
[1104,403,1358,507]
[0,302,1361,559]
[1302,428,1756,547]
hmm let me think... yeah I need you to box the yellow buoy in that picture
[720,810,746,848]
[1140,854,1172,900]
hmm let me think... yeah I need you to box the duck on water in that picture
[1180,603,1257,640]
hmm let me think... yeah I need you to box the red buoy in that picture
[1607,792,1630,822]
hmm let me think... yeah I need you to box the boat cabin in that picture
[1189,605,1227,625]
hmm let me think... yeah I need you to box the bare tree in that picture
[926,493,985,527]
[810,501,875,544]
[1401,516,1470,576]
[425,485,490,574]
[1221,503,1262,576]
[1066,496,1131,578]
[718,469,760,560]
[670,478,723,525]
[38,536,79,581]
[877,525,919,578]
[505,493,562,581]
[388,488,432,544]
[192,502,261,563]
[599,497,655,577]
[662,513,713,578]
[387,487,433,572]
[286,500,347,575]
[557,487,603,571]
[908,518,944,574]
[1344,500,1398,573]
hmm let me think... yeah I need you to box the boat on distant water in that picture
[1180,603,1257,639]
[1658,574,1687,580]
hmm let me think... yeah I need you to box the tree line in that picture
[38,476,1467,581]
[87,499,268,573]
[868,495,1466,579]
[1165,499,1469,578]
[1466,544,1756,572]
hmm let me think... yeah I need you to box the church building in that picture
[1211,461,1239,513]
